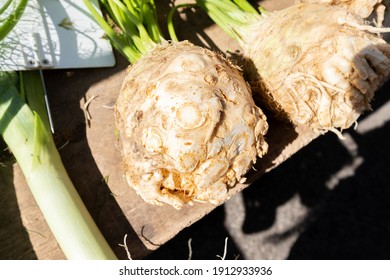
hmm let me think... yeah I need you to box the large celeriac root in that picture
[115,41,268,209]
[243,3,390,135]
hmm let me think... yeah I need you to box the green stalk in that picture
[0,0,28,41]
[141,1,164,43]
[83,0,140,62]
[231,0,258,14]
[83,0,165,64]
[0,0,14,16]
[0,72,117,259]
[195,0,261,46]
[19,71,51,130]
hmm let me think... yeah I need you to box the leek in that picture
[0,1,117,259]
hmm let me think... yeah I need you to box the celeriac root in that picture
[243,3,390,135]
[115,41,268,209]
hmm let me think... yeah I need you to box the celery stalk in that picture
[83,0,164,64]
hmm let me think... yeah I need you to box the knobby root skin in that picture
[296,0,386,19]
[115,41,269,209]
[243,3,390,135]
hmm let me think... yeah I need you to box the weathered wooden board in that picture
[0,0,326,260]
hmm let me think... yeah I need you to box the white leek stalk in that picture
[0,0,117,259]
[0,71,117,260]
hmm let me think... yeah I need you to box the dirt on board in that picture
[0,0,328,260]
